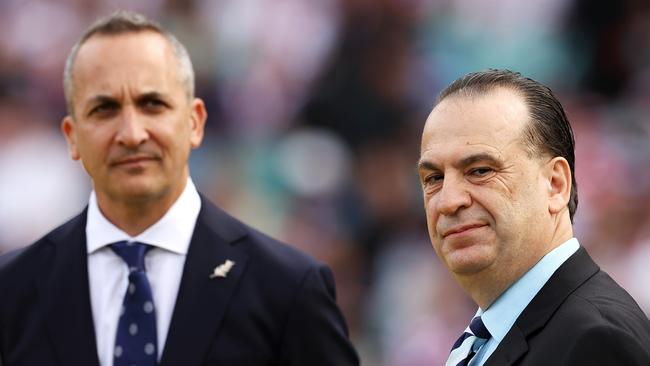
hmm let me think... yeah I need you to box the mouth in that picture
[442,223,487,238]
[110,155,159,167]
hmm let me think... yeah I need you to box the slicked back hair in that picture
[437,69,578,222]
[63,10,195,117]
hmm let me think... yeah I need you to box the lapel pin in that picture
[210,259,236,279]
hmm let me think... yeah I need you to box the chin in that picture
[109,179,168,203]
[444,248,494,276]
[449,261,491,276]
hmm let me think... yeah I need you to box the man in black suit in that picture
[0,11,358,366]
[417,69,650,365]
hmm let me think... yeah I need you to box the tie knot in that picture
[469,316,491,340]
[110,241,152,272]
[445,316,492,366]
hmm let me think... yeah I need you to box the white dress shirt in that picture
[86,178,201,366]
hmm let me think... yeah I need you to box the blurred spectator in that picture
[1,0,649,364]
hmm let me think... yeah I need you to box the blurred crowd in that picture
[1,0,649,364]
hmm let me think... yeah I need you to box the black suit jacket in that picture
[484,247,650,365]
[0,197,359,366]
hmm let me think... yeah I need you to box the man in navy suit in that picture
[0,11,358,366]
[418,69,650,365]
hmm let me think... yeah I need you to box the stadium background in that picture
[1,0,648,364]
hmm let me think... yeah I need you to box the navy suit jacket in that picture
[0,197,359,366]
[484,247,650,365]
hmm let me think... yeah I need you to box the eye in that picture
[469,167,492,176]
[422,173,443,186]
[89,102,119,117]
[140,98,168,112]
[467,167,495,183]
[145,99,164,107]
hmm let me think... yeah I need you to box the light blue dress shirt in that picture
[469,238,580,366]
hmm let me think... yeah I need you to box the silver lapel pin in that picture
[209,259,236,279]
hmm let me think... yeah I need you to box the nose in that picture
[115,107,149,147]
[435,177,471,216]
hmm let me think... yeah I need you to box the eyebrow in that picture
[417,160,439,172]
[86,94,116,106]
[417,153,502,172]
[137,91,167,101]
[457,153,501,168]
[83,95,118,116]
[84,91,168,108]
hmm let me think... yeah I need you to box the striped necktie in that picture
[445,316,491,366]
[110,241,158,366]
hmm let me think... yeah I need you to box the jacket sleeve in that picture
[279,264,360,366]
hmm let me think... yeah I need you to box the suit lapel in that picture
[484,247,600,365]
[160,200,249,366]
[484,325,528,366]
[42,211,101,366]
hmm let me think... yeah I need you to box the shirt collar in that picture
[478,238,580,342]
[86,178,202,255]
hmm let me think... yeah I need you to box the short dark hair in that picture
[63,10,194,116]
[438,69,578,222]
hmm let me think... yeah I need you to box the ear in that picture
[546,157,571,215]
[61,115,81,160]
[189,98,207,149]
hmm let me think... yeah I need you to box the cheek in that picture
[508,174,545,214]
[79,123,113,147]
[479,183,538,240]
[76,133,105,163]
[162,119,192,150]
[469,189,509,231]
[423,195,440,235]
[76,141,106,178]
[159,138,192,170]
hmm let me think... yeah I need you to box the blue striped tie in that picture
[110,241,158,366]
[445,316,491,366]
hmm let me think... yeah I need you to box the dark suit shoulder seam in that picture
[568,290,635,330]
[569,292,605,316]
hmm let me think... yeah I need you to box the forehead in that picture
[420,88,530,162]
[71,31,180,98]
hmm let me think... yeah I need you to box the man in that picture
[0,11,359,366]
[418,69,650,365]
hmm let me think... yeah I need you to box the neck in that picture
[461,214,574,309]
[457,268,520,310]
[95,182,187,237]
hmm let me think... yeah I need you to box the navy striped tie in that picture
[111,241,158,366]
[445,316,491,366]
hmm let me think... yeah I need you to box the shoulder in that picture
[519,267,650,364]
[566,270,650,334]
[197,197,326,280]
[551,270,650,361]
[564,322,650,364]
[195,198,343,327]
[195,200,358,364]
[0,238,50,280]
[539,246,649,337]
[0,211,85,282]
